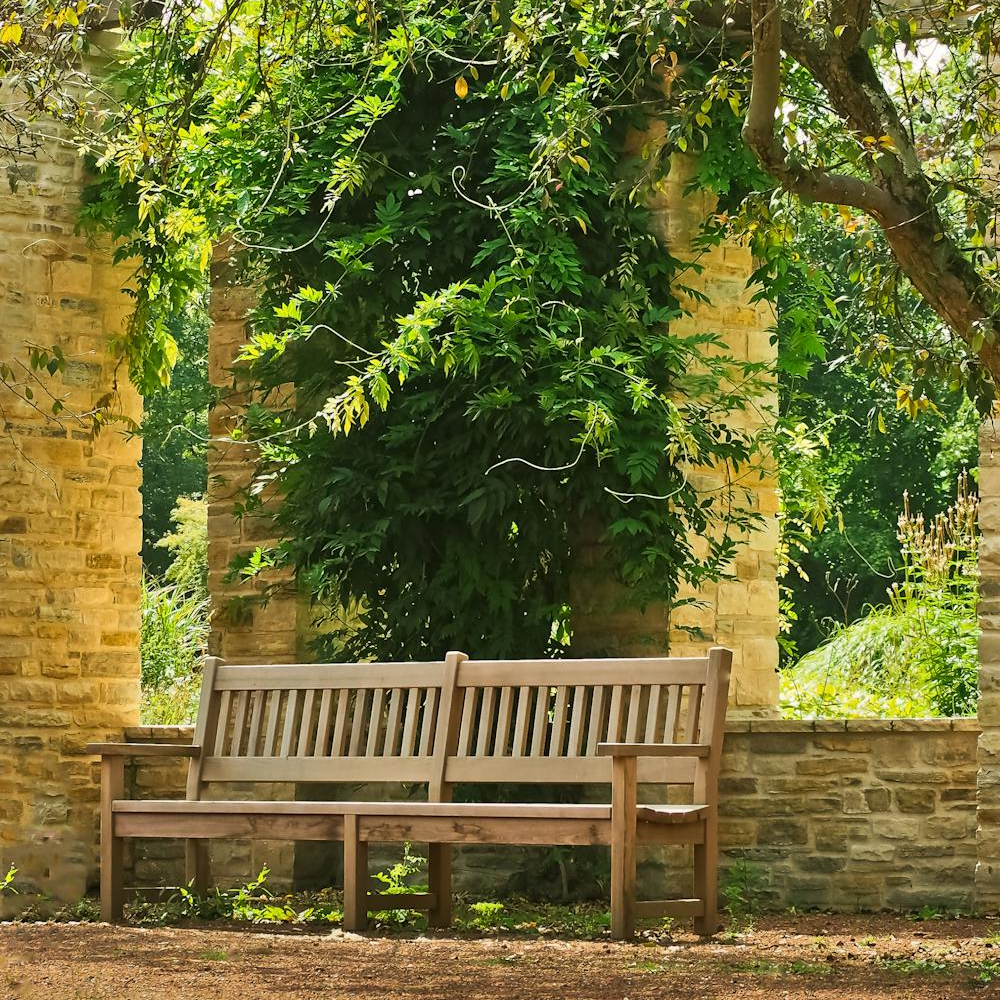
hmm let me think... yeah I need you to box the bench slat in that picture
[215,662,447,691]
[664,685,681,742]
[313,689,333,757]
[625,685,642,742]
[511,686,530,757]
[686,686,703,743]
[349,690,367,755]
[400,689,420,756]
[607,685,624,742]
[567,686,585,757]
[586,686,606,755]
[495,687,513,757]
[331,689,350,756]
[383,689,402,757]
[214,691,232,756]
[458,658,708,687]
[475,687,496,757]
[644,686,662,743]
[366,688,385,756]
[263,690,282,756]
[246,690,264,755]
[296,690,316,757]
[279,690,299,757]
[418,688,437,757]
[530,686,548,755]
[549,686,569,757]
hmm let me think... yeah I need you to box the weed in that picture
[467,901,506,930]
[721,860,767,934]
[876,958,950,975]
[907,905,945,921]
[731,959,828,976]
[0,865,15,896]
[199,949,228,962]
[370,844,429,927]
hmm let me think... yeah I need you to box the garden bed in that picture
[3,915,1000,998]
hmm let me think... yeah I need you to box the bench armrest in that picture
[596,743,710,758]
[85,742,201,758]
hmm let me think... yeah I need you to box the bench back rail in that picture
[187,649,728,799]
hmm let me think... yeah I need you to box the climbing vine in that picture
[75,1,776,657]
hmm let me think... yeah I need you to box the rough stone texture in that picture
[978,422,1000,910]
[0,124,142,912]
[126,720,979,911]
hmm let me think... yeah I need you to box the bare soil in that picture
[3,915,1000,999]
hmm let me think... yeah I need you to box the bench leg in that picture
[610,755,637,941]
[693,815,718,936]
[100,757,125,923]
[427,843,452,928]
[343,814,369,932]
[185,840,210,896]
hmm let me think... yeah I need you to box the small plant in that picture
[0,864,16,896]
[370,844,429,926]
[908,904,945,921]
[468,901,506,930]
[721,860,768,935]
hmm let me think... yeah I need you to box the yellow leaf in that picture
[539,70,555,95]
[573,155,590,173]
[500,82,510,100]
[455,76,469,99]
[574,216,587,234]
[572,47,589,67]
[877,411,887,433]
[0,23,23,45]
[470,65,479,81]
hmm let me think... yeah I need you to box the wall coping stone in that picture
[124,717,982,744]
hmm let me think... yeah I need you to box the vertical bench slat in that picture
[625,685,642,742]
[494,687,513,757]
[279,690,300,757]
[586,686,606,755]
[401,689,420,756]
[263,690,283,757]
[458,688,476,756]
[419,688,438,757]
[246,690,264,756]
[230,691,248,755]
[384,688,403,757]
[644,685,662,743]
[313,689,334,757]
[366,689,386,756]
[607,685,624,742]
[567,686,586,756]
[549,686,569,756]
[296,690,316,757]
[512,686,531,757]
[475,688,497,757]
[664,685,681,742]
[531,686,549,755]
[214,691,232,756]
[332,689,350,756]
[685,686,703,743]
[349,690,368,755]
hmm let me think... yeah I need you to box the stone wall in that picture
[124,719,979,912]
[0,110,142,910]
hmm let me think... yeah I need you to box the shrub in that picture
[140,574,210,724]
[781,473,978,718]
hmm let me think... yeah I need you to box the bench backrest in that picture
[188,649,732,801]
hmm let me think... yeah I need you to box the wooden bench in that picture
[88,647,732,939]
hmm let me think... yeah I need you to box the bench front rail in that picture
[88,647,732,940]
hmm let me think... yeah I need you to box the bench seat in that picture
[112,800,708,847]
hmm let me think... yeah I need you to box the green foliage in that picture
[776,209,980,661]
[140,309,210,575]
[84,1,771,660]
[721,859,768,935]
[467,901,506,930]
[0,864,15,896]
[156,496,209,599]
[139,573,210,725]
[369,843,429,925]
[782,477,979,718]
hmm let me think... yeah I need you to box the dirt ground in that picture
[3,915,1000,999]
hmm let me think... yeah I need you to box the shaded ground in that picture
[3,915,1000,998]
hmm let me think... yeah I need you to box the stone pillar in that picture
[0,128,141,910]
[977,421,1000,910]
[572,155,780,711]
[207,250,305,665]
[206,249,302,888]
